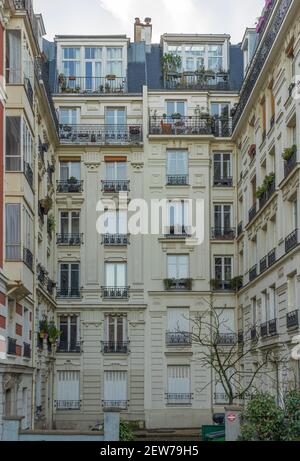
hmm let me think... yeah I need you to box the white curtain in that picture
[168,366,190,394]
[167,308,189,332]
[57,371,80,406]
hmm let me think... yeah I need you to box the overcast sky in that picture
[33,0,265,44]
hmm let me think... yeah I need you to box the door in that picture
[105,263,126,288]
[105,108,126,141]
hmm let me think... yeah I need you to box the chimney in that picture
[134,17,152,46]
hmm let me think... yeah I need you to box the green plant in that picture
[68,176,78,184]
[40,195,53,214]
[230,276,243,291]
[48,321,61,343]
[284,390,300,439]
[39,317,49,338]
[282,144,297,161]
[119,420,135,441]
[161,53,182,80]
[47,214,55,234]
[164,278,174,289]
[210,279,220,290]
[185,278,193,290]
[171,113,182,120]
[256,172,275,198]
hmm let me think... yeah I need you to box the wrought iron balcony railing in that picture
[164,71,230,91]
[215,333,237,346]
[238,331,244,344]
[287,310,299,329]
[284,148,297,178]
[57,180,83,193]
[285,229,298,254]
[211,227,235,240]
[249,264,258,282]
[166,175,189,185]
[268,248,276,267]
[56,234,83,246]
[24,76,33,106]
[7,337,17,355]
[101,341,129,354]
[149,116,232,137]
[59,124,142,145]
[164,226,192,238]
[102,400,128,410]
[251,327,258,341]
[55,400,81,410]
[260,256,268,274]
[37,263,47,286]
[102,234,129,246]
[57,342,81,353]
[23,342,31,358]
[166,332,192,346]
[24,161,33,188]
[56,288,81,299]
[23,247,33,270]
[166,393,193,405]
[211,280,232,291]
[260,322,268,338]
[101,286,129,299]
[214,393,229,404]
[237,221,243,236]
[268,319,278,336]
[259,178,276,209]
[164,278,192,291]
[213,176,233,187]
[56,76,127,94]
[248,204,257,223]
[101,180,130,193]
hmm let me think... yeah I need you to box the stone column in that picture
[224,405,243,441]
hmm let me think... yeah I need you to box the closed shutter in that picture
[57,371,80,409]
[104,371,127,402]
[167,366,190,394]
[167,308,189,332]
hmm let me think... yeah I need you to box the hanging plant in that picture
[39,317,49,339]
[40,195,53,215]
[47,214,55,235]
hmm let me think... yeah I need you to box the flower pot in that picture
[39,332,46,339]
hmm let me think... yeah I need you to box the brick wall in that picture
[0,23,4,269]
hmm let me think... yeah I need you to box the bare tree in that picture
[190,301,277,405]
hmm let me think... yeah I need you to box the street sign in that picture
[227,412,237,423]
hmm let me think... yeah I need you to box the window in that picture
[60,211,80,235]
[58,263,80,297]
[6,116,21,171]
[60,161,81,180]
[252,297,257,325]
[105,263,127,287]
[166,101,185,119]
[104,371,127,408]
[211,103,230,118]
[58,316,80,352]
[213,153,232,184]
[261,97,266,139]
[166,43,224,72]
[269,286,276,320]
[62,47,80,77]
[5,204,21,260]
[208,45,223,71]
[167,366,191,404]
[23,40,34,91]
[104,315,127,345]
[85,48,102,92]
[23,207,33,253]
[214,204,232,229]
[167,151,188,177]
[287,274,297,312]
[167,308,190,344]
[56,371,80,410]
[106,48,123,76]
[23,121,34,171]
[167,201,189,234]
[185,45,205,71]
[105,161,127,181]
[6,30,21,83]
[59,108,78,125]
[216,309,235,334]
[104,210,127,235]
[261,291,269,323]
[22,388,28,430]
[105,108,126,126]
[214,256,232,282]
[167,255,189,279]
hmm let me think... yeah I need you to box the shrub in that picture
[120,420,135,441]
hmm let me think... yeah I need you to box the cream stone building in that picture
[0,0,299,436]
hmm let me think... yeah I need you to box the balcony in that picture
[249,265,257,282]
[59,124,142,145]
[287,310,299,329]
[251,327,258,341]
[57,180,83,194]
[237,221,243,237]
[166,332,192,346]
[260,256,268,274]
[102,400,128,410]
[164,226,192,239]
[102,234,129,246]
[285,229,298,254]
[213,176,233,187]
[7,337,17,355]
[164,70,230,91]
[23,248,33,271]
[215,333,237,346]
[23,342,31,358]
[101,341,129,354]
[56,288,81,299]
[149,116,232,137]
[56,234,83,246]
[248,204,257,223]
[101,180,130,193]
[24,161,33,188]
[268,319,278,336]
[101,286,129,299]
[211,227,235,240]
[214,393,228,405]
[258,176,276,209]
[166,393,193,405]
[260,323,268,338]
[37,264,47,286]
[55,400,81,410]
[56,75,127,94]
[164,278,192,291]
[166,175,189,186]
[284,148,297,178]
[268,248,276,267]
[57,342,81,354]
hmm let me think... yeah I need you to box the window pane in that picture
[5,204,21,260]
[6,117,21,171]
[6,30,21,83]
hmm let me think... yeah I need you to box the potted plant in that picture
[163,278,174,290]
[230,276,243,291]
[40,195,53,215]
[68,176,78,184]
[47,214,55,236]
[171,113,182,120]
[256,184,267,199]
[48,321,61,344]
[210,279,220,290]
[39,317,49,340]
[185,278,193,290]
[282,144,297,161]
[161,53,182,81]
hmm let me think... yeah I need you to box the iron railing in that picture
[56,288,81,299]
[149,116,232,137]
[23,248,33,270]
[56,234,83,246]
[164,72,230,91]
[285,229,298,254]
[259,177,276,209]
[102,234,129,246]
[55,400,81,410]
[59,124,142,145]
[238,331,244,344]
[237,221,243,236]
[166,175,189,185]
[7,337,17,355]
[214,393,229,404]
[268,248,276,267]
[164,226,192,238]
[102,400,128,410]
[213,176,233,187]
[215,333,237,345]
[164,279,192,291]
[260,323,268,338]
[166,393,193,405]
[211,227,235,240]
[211,280,232,291]
[248,204,257,223]
[287,310,299,329]
[57,342,81,353]
[56,76,127,94]
[284,149,297,178]
[57,180,83,193]
[101,287,129,299]
[101,180,130,193]
[268,319,278,335]
[166,332,192,346]
[249,265,258,282]
[101,341,129,354]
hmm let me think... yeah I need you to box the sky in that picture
[33,0,266,44]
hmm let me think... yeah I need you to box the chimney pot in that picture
[144,17,151,24]
[135,17,140,24]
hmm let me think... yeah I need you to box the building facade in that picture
[0,0,299,436]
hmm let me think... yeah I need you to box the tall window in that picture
[166,43,224,72]
[23,207,33,253]
[214,204,232,230]
[287,274,297,312]
[58,316,80,352]
[56,371,80,410]
[59,108,78,125]
[269,286,277,321]
[5,204,21,260]
[105,161,127,181]
[60,211,80,235]
[167,151,188,177]
[6,116,21,171]
[216,309,235,335]
[167,255,189,279]
[59,263,80,296]
[104,315,127,344]
[105,108,126,126]
[105,263,127,287]
[104,210,127,235]
[211,103,230,118]
[166,101,185,119]
[62,47,80,77]
[261,291,269,323]
[214,256,232,283]
[167,366,191,404]
[106,48,123,76]
[208,45,223,71]
[185,45,205,71]
[60,161,81,180]
[167,308,190,344]
[6,30,21,83]
[167,201,189,234]
[23,121,34,171]
[85,47,102,91]
[104,371,127,408]
[213,153,232,185]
